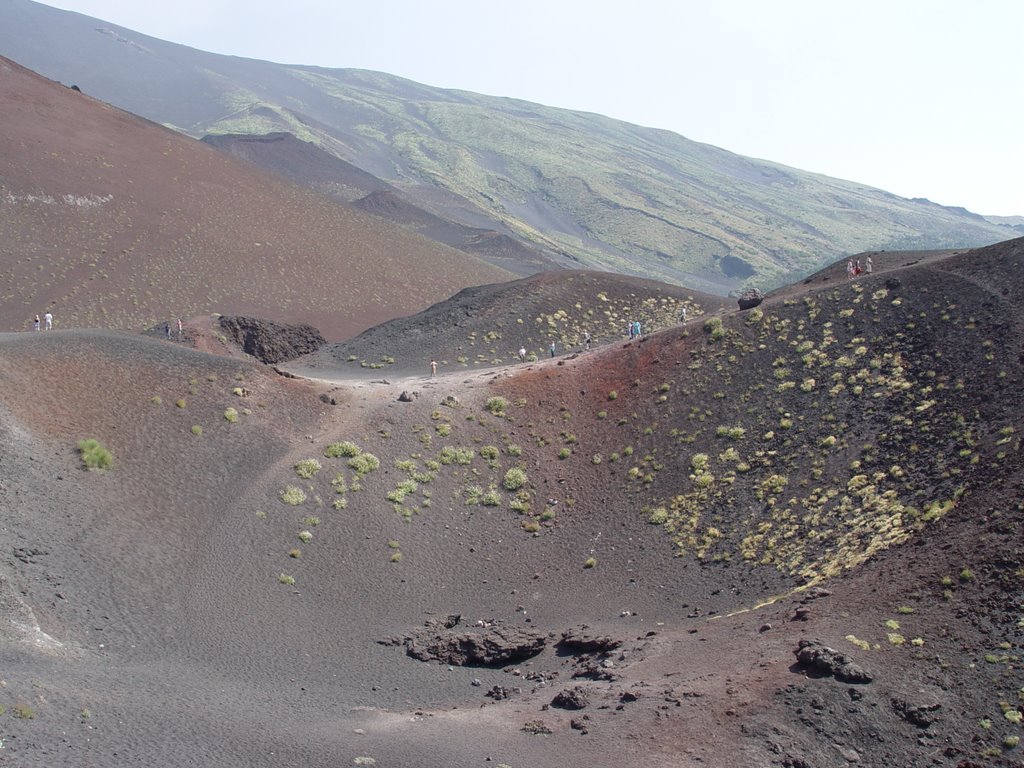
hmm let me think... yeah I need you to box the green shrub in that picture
[348,452,380,475]
[191,425,202,436]
[324,441,361,458]
[648,507,668,525]
[278,573,295,585]
[294,458,322,479]
[280,486,306,505]
[583,557,597,569]
[440,446,474,465]
[481,489,502,506]
[558,447,571,459]
[503,467,528,490]
[704,316,725,340]
[77,438,113,471]
[298,530,313,542]
[485,396,509,416]
[464,485,484,505]
[223,407,239,423]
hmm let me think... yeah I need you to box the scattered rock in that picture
[885,277,902,290]
[800,586,833,603]
[891,695,942,728]
[397,390,414,402]
[794,639,872,684]
[551,687,589,710]
[570,717,590,734]
[521,720,553,735]
[319,393,338,405]
[557,628,623,654]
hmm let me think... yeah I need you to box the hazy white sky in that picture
[43,0,1024,216]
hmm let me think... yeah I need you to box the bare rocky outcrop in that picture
[793,639,872,683]
[219,315,326,364]
[402,622,546,666]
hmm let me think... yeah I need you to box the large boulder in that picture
[793,639,872,683]
[219,316,326,364]
[404,624,546,666]
[737,288,765,310]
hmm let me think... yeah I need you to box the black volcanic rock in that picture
[794,639,872,684]
[551,687,589,710]
[219,316,326,364]
[404,624,546,666]
[737,288,765,310]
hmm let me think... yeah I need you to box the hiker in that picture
[430,360,437,377]
[628,321,635,340]
[635,320,642,339]
[43,311,53,330]
[33,314,40,332]
[518,346,526,362]
[165,322,171,339]
[583,331,591,351]
[866,256,873,274]
[549,341,556,358]
[679,306,687,323]
[177,318,183,337]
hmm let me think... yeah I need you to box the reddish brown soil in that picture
[0,57,510,341]
[0,240,1022,767]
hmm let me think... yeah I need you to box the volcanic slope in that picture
[295,269,734,378]
[1,239,1023,767]
[200,132,565,276]
[0,56,511,339]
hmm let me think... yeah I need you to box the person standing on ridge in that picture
[430,360,438,377]
[549,341,556,358]
[33,314,40,332]
[583,331,591,351]
[43,311,53,331]
[518,346,527,362]
[177,318,183,337]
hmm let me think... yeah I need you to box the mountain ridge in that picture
[1,0,1015,292]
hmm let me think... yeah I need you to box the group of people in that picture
[32,312,53,331]
[628,320,643,339]
[518,329,593,362]
[847,256,873,278]
[164,318,184,339]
